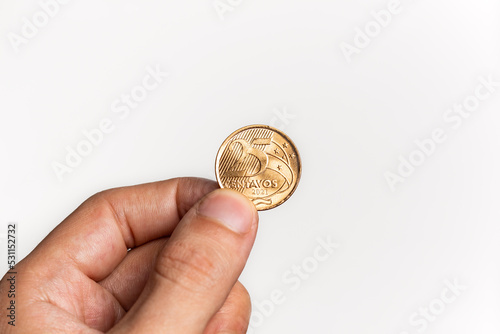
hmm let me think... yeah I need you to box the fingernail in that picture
[198,189,255,234]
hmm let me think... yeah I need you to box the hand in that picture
[0,178,259,333]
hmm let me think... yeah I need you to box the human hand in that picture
[0,178,259,333]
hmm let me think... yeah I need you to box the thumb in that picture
[110,189,259,334]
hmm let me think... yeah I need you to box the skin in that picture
[0,178,259,333]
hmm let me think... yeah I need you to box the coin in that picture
[215,125,301,211]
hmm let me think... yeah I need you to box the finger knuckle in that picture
[85,191,116,216]
[156,239,226,293]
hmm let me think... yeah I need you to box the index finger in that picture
[25,177,218,281]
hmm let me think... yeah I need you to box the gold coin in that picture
[215,125,301,211]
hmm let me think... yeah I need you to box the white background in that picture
[1,0,500,333]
